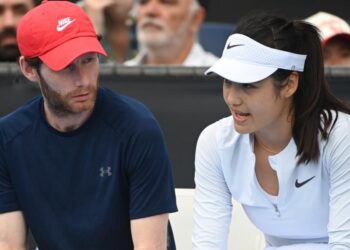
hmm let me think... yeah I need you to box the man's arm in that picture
[131,213,168,250]
[0,211,27,250]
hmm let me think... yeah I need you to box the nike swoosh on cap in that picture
[56,19,76,32]
[226,43,244,50]
[295,176,315,188]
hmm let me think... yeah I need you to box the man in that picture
[0,0,35,62]
[78,0,133,63]
[306,11,350,65]
[125,0,217,66]
[0,1,177,250]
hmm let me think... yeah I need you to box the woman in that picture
[193,13,350,249]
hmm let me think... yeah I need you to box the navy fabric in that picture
[0,87,177,250]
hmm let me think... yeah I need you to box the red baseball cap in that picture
[17,0,107,71]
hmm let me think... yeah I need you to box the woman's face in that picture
[223,77,293,135]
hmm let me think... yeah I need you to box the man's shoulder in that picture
[99,88,158,134]
[0,97,41,144]
[100,87,152,117]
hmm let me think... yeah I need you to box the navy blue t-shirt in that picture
[0,88,177,250]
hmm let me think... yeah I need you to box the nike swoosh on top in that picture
[295,176,315,188]
[226,43,244,50]
[56,19,76,32]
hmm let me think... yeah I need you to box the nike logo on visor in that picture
[226,43,244,50]
[56,17,76,32]
[295,176,315,188]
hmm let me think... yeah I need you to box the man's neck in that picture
[144,37,195,65]
[43,104,93,132]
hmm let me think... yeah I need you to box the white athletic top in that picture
[193,112,350,250]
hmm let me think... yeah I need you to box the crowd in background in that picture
[1,0,350,67]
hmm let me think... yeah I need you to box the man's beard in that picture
[0,28,20,62]
[38,72,98,118]
[136,16,191,51]
[137,18,170,49]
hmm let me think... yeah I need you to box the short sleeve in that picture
[0,146,20,213]
[193,123,233,250]
[125,117,177,219]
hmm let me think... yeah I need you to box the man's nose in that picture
[140,0,161,17]
[3,9,16,28]
[74,65,90,87]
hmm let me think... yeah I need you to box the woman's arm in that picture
[326,117,350,250]
[193,124,233,250]
[265,243,329,250]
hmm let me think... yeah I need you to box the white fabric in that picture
[124,43,218,66]
[205,34,306,83]
[193,112,350,250]
[265,243,329,250]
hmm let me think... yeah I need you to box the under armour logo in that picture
[100,167,112,177]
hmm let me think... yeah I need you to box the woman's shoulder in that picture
[328,111,350,134]
[322,111,350,163]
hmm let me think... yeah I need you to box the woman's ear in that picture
[282,71,299,98]
[18,56,40,82]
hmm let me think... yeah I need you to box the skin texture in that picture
[19,53,100,132]
[0,211,26,250]
[323,36,350,65]
[136,0,204,64]
[0,0,34,61]
[223,73,299,195]
[131,213,169,250]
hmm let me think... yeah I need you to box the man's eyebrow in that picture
[11,3,31,12]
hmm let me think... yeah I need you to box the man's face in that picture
[136,0,197,49]
[37,53,100,117]
[0,0,34,61]
[323,36,350,66]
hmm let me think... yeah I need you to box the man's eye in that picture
[83,57,94,64]
[161,0,176,4]
[62,64,75,73]
[13,5,29,15]
[139,0,149,5]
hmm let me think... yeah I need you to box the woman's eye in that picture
[242,84,253,89]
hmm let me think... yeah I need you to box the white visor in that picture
[205,34,307,83]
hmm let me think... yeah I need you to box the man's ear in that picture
[190,5,205,34]
[18,56,40,82]
[281,71,299,98]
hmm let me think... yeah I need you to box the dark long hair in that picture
[235,12,350,164]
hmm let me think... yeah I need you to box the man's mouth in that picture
[0,36,17,47]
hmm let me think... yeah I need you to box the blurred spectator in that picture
[125,0,217,66]
[78,0,133,63]
[0,0,34,62]
[306,11,350,66]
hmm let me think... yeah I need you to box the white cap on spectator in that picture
[205,34,306,84]
[305,11,350,46]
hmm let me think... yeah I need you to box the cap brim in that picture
[39,36,107,71]
[205,58,278,84]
